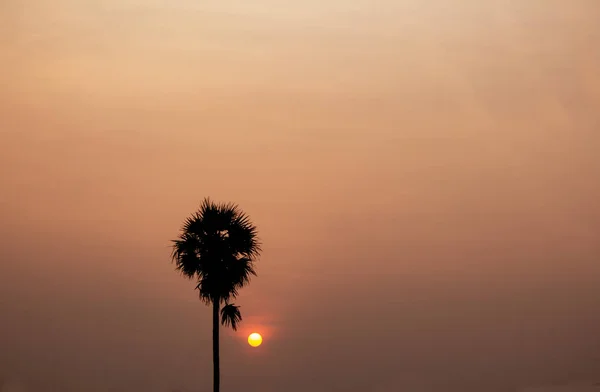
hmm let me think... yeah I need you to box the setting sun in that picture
[248,333,263,347]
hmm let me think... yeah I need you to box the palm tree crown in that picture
[171,198,261,305]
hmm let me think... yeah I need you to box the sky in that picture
[1,1,600,391]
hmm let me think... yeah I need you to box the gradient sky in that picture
[1,1,600,391]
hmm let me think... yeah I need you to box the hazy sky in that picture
[1,1,600,391]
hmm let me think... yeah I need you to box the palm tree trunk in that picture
[213,299,220,392]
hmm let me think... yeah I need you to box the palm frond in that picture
[196,277,239,304]
[228,212,262,257]
[225,255,257,288]
[171,234,201,278]
[220,303,242,331]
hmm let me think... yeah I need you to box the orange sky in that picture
[1,1,599,391]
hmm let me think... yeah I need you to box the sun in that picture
[248,332,263,347]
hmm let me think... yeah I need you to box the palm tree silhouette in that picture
[171,198,261,392]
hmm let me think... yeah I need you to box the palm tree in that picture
[171,198,261,392]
